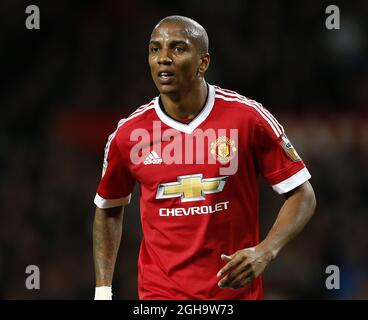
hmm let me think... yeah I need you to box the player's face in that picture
[148,22,203,96]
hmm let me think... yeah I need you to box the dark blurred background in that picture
[1,0,367,299]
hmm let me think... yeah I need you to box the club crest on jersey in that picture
[280,135,301,162]
[210,136,237,164]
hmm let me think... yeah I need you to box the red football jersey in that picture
[94,84,311,300]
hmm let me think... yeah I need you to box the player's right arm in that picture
[93,129,135,300]
[93,205,124,299]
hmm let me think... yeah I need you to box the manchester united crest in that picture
[210,136,237,164]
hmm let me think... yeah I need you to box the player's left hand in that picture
[216,246,273,289]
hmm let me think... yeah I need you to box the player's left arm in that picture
[217,180,316,289]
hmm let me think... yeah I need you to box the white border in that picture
[272,167,311,194]
[94,193,131,209]
[154,84,215,134]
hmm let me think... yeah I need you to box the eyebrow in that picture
[148,39,190,47]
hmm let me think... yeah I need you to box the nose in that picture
[158,48,172,65]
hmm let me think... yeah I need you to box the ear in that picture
[198,53,210,75]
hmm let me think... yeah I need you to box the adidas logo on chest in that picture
[143,150,163,165]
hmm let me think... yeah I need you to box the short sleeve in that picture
[94,132,135,208]
[252,107,311,194]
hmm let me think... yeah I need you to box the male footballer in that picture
[93,15,316,300]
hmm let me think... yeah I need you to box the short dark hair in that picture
[154,15,209,54]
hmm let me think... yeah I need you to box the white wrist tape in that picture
[94,286,112,300]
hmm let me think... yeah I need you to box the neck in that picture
[160,80,208,120]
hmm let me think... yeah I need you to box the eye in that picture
[150,47,159,53]
[174,46,185,53]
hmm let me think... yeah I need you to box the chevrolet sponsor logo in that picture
[156,174,228,202]
[159,201,230,216]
